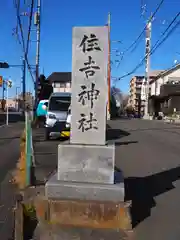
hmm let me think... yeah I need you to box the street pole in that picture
[2,79,5,111]
[143,19,152,119]
[107,12,111,120]
[35,0,41,111]
[22,58,26,111]
[6,81,9,125]
[16,86,20,111]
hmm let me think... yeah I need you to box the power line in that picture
[150,12,180,55]
[13,0,35,83]
[122,0,165,55]
[118,11,180,80]
[115,0,165,70]
[25,0,34,58]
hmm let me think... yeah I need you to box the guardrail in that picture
[15,111,34,189]
[25,111,33,186]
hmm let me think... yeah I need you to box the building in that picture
[46,72,71,93]
[149,64,180,116]
[129,75,144,113]
[0,98,16,110]
[129,70,163,114]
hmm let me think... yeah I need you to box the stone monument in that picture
[55,26,117,185]
[45,26,126,231]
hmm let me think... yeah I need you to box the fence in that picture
[15,111,34,189]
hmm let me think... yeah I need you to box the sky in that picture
[0,0,180,98]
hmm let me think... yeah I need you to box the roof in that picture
[149,70,164,77]
[157,64,180,78]
[50,92,71,97]
[131,71,162,83]
[150,64,180,84]
[47,72,71,83]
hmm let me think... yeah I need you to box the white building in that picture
[149,64,180,115]
[150,64,180,97]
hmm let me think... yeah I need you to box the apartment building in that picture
[129,71,163,113]
[129,76,144,113]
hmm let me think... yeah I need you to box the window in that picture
[66,82,71,88]
[49,96,71,111]
[60,83,66,88]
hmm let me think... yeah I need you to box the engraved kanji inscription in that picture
[79,56,100,78]
[78,83,100,108]
[79,34,101,53]
[78,112,98,132]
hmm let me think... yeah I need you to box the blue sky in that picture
[0,0,180,98]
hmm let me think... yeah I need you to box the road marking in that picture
[0,124,12,128]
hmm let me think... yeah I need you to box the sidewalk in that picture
[32,128,61,184]
[0,122,24,239]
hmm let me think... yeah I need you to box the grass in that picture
[13,129,27,190]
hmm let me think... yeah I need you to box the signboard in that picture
[70,26,108,145]
[0,76,3,87]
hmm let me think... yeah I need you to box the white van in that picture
[45,92,71,140]
[65,106,71,129]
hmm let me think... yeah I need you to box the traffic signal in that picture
[0,76,3,87]
[39,74,46,83]
[0,62,9,68]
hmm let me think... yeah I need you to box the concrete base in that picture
[57,143,115,184]
[33,224,131,240]
[45,173,124,202]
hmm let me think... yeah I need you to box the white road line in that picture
[0,124,11,128]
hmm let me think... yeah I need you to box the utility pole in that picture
[34,0,41,110]
[143,18,152,118]
[22,58,26,111]
[2,79,5,111]
[107,12,111,120]
[6,81,9,125]
[16,86,20,111]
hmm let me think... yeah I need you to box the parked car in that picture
[45,92,71,140]
[65,106,71,129]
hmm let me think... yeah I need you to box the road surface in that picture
[0,112,24,126]
[0,122,24,239]
[109,119,180,240]
[33,119,180,239]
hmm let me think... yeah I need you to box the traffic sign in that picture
[0,76,3,87]
[7,80,12,88]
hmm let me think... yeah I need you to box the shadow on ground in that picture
[0,114,24,124]
[115,141,138,146]
[106,125,130,141]
[123,166,180,228]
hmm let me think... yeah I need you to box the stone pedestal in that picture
[43,26,129,235]
[46,173,124,202]
[57,144,115,184]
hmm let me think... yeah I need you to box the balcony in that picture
[160,83,180,97]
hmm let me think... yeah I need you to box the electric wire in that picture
[13,0,35,83]
[118,12,180,80]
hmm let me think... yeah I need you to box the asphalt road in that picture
[33,119,180,239]
[0,112,24,126]
[0,122,24,239]
[108,119,180,240]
